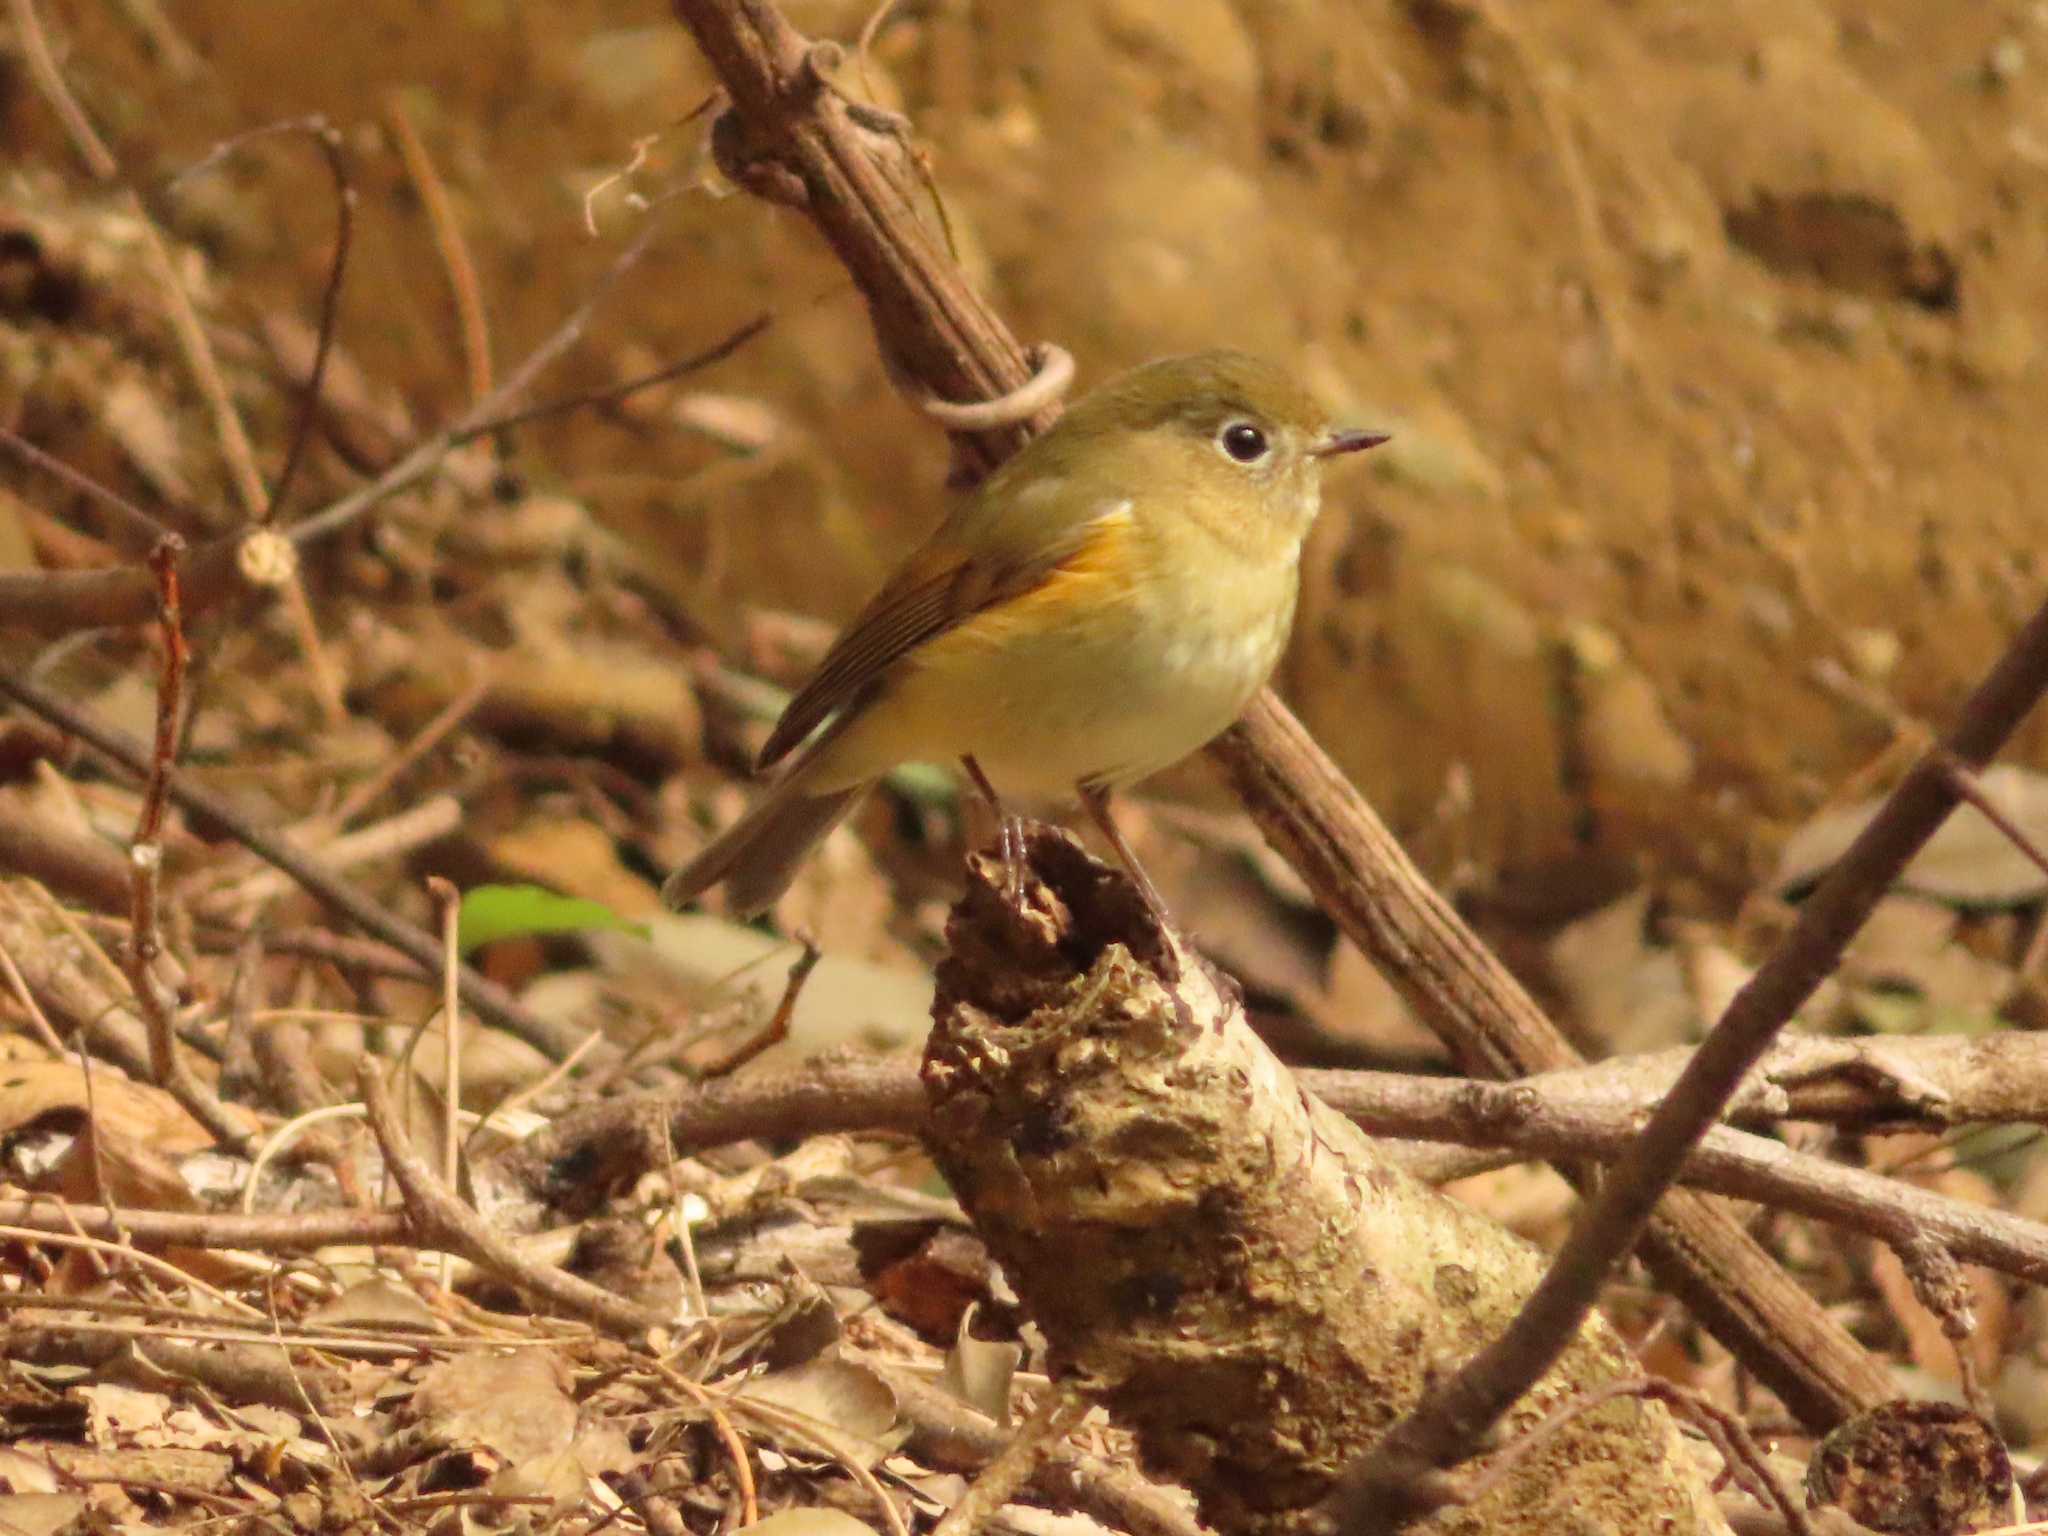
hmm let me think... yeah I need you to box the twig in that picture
[440,207,676,438]
[200,794,463,911]
[660,1124,709,1320]
[1334,591,2048,1535]
[6,1310,478,1362]
[40,536,249,1164]
[129,535,188,1086]
[14,0,357,723]
[463,1027,608,1154]
[1341,1072,2048,1288]
[241,1103,362,1213]
[506,1048,928,1216]
[0,908,118,1243]
[1226,696,1903,1422]
[1380,1029,2048,1138]
[901,341,1074,431]
[0,425,172,549]
[166,116,356,524]
[387,93,495,404]
[472,310,774,437]
[853,0,907,92]
[883,1366,1214,1536]
[0,674,592,1061]
[140,198,269,522]
[329,668,493,826]
[0,928,69,1058]
[667,0,1892,1429]
[189,923,431,979]
[217,932,263,1099]
[582,128,664,237]
[699,935,819,1077]
[0,1197,408,1250]
[0,1034,2033,1296]
[676,0,1056,476]
[0,880,252,1149]
[278,529,349,724]
[0,1224,268,1322]
[356,1058,668,1336]
[500,1048,2048,1289]
[428,874,464,1295]
[1894,1231,1995,1422]
[930,1384,1093,1536]
[646,1359,760,1525]
[11,0,117,175]
[726,1391,912,1536]
[1935,749,2048,887]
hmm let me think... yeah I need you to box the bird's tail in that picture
[662,773,868,918]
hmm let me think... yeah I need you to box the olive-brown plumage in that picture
[665,350,1384,916]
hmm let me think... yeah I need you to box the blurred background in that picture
[6,0,2046,1047]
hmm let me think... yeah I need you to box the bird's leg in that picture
[1082,783,1250,1013]
[1077,782,1172,927]
[1081,781,1206,1004]
[961,755,1024,903]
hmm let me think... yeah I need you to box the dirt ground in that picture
[13,0,2047,922]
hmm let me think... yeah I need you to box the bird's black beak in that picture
[1311,428,1391,458]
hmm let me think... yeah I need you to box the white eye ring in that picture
[1218,420,1272,464]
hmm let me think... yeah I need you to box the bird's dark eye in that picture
[1220,421,1270,463]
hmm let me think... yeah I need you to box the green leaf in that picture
[455,884,649,956]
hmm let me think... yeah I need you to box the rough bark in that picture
[921,829,1726,1536]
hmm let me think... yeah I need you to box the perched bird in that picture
[663,349,1385,918]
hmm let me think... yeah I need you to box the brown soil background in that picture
[12,0,2048,919]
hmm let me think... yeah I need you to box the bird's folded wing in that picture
[756,496,1134,770]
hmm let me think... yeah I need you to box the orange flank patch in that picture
[931,509,1138,654]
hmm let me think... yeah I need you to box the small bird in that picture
[664,350,1386,918]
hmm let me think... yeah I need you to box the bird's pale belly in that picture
[814,564,1297,799]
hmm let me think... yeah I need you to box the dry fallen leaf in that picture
[937,1304,1021,1427]
[0,1492,86,1536]
[1775,766,2048,908]
[617,915,934,1066]
[305,1277,447,1333]
[737,1352,904,1470]
[1547,888,1700,1054]
[412,1351,579,1464]
[0,1060,223,1151]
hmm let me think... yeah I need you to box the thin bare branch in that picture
[699,933,818,1078]
[0,426,174,549]
[466,310,774,438]
[129,535,188,1087]
[357,1058,667,1337]
[386,93,494,405]
[167,116,358,524]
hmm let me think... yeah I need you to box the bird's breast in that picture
[808,535,1301,799]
